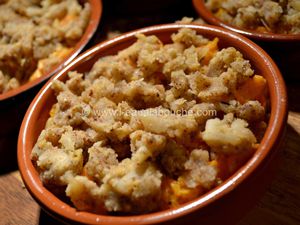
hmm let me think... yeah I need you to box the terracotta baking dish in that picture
[0,0,102,166]
[192,0,300,79]
[18,24,287,225]
[192,0,300,41]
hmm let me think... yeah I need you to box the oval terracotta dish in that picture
[192,0,300,42]
[18,24,287,225]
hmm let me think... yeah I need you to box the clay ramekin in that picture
[192,0,300,41]
[0,0,102,102]
[18,24,287,225]
[192,0,300,79]
[0,0,102,169]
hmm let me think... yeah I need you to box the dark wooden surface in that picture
[1,1,300,225]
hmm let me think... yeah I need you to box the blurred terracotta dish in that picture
[0,0,101,161]
[0,0,102,99]
[18,24,287,225]
[192,0,300,41]
[204,0,300,34]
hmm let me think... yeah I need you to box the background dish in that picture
[0,0,102,172]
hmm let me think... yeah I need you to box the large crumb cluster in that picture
[206,0,300,34]
[32,28,268,214]
[0,0,90,94]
